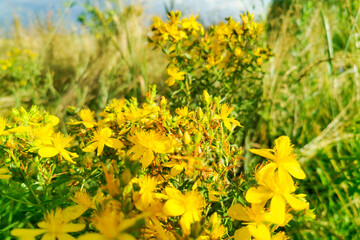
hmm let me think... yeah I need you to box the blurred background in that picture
[0,0,359,239]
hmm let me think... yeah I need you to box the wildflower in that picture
[128,130,174,168]
[182,14,202,32]
[175,106,189,117]
[134,175,159,211]
[145,217,176,240]
[163,188,204,235]
[207,212,226,239]
[72,189,94,210]
[228,203,273,240]
[83,127,123,156]
[163,159,194,177]
[31,125,54,147]
[77,208,146,240]
[43,113,60,127]
[245,164,309,225]
[249,136,306,180]
[68,108,97,128]
[165,67,186,86]
[215,104,242,131]
[38,132,79,164]
[11,206,85,240]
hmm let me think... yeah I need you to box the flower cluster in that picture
[149,11,272,130]
[149,11,272,95]
[228,136,310,240]
[0,48,38,90]
[0,85,310,239]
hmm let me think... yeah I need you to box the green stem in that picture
[20,172,44,211]
[0,190,38,207]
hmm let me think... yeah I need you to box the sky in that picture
[0,0,272,29]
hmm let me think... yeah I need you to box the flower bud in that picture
[183,131,192,145]
[202,90,211,105]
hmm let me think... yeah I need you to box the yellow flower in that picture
[249,136,306,180]
[11,205,85,240]
[43,113,59,127]
[128,130,174,168]
[175,106,189,117]
[77,208,146,240]
[163,158,195,178]
[165,67,186,86]
[162,188,204,235]
[68,108,97,128]
[145,217,176,240]
[215,104,242,131]
[245,164,309,225]
[182,14,202,31]
[134,175,159,211]
[228,203,272,240]
[83,127,123,156]
[38,132,79,164]
[72,189,95,210]
[31,125,54,147]
[207,212,226,239]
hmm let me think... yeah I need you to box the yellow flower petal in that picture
[223,119,233,131]
[248,223,271,240]
[106,138,123,149]
[249,149,275,161]
[234,227,251,240]
[163,199,185,216]
[11,228,46,239]
[83,122,95,129]
[227,204,251,221]
[269,194,286,225]
[39,147,59,158]
[97,142,105,156]
[118,234,137,240]
[245,186,273,204]
[62,223,85,233]
[57,234,77,240]
[165,187,184,200]
[179,214,192,235]
[59,150,76,164]
[41,233,56,240]
[63,205,87,222]
[283,161,306,179]
[170,164,184,177]
[78,233,106,240]
[142,148,154,168]
[284,193,309,211]
[277,167,294,192]
[83,142,98,153]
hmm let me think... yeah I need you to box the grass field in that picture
[0,0,359,239]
